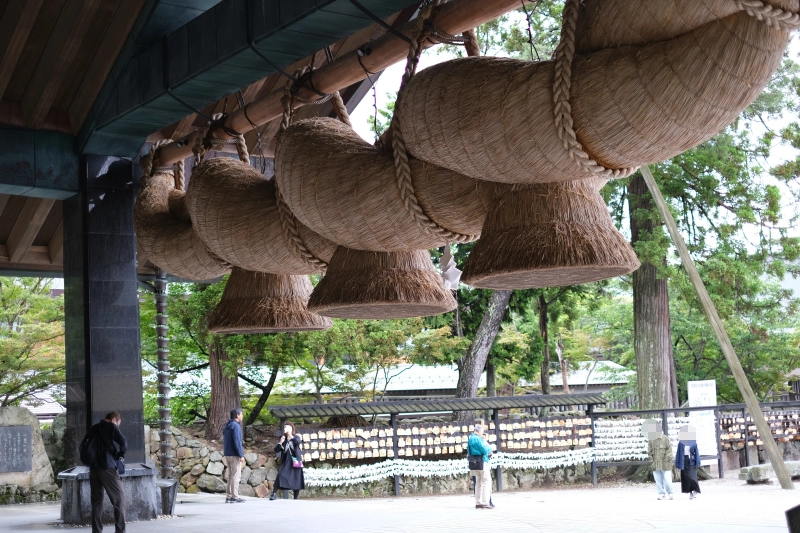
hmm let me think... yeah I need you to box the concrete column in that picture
[64,155,144,466]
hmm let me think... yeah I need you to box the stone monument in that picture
[0,406,59,503]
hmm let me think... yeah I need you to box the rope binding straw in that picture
[271,68,345,273]
[389,0,478,244]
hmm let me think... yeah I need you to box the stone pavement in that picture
[0,478,796,532]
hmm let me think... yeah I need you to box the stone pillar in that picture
[63,155,144,466]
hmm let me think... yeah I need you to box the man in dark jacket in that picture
[222,408,245,503]
[87,411,127,533]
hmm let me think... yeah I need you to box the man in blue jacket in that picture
[223,408,246,503]
[87,411,127,533]
[468,423,494,510]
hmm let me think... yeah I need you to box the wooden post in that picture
[715,408,724,479]
[493,409,502,491]
[391,413,400,496]
[588,404,597,485]
[640,165,793,490]
[743,407,750,467]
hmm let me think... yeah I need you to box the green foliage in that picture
[0,278,64,406]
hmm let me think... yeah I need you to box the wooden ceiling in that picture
[0,193,62,273]
[0,0,145,135]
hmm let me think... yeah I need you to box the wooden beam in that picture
[6,197,55,263]
[0,0,44,100]
[157,0,518,165]
[68,0,146,133]
[640,164,794,490]
[48,219,63,264]
[21,0,101,129]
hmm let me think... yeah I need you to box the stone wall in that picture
[148,426,279,498]
[148,426,590,499]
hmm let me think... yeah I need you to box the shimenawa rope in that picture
[390,0,478,244]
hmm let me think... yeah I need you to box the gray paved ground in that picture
[0,478,797,532]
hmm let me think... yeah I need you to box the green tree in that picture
[0,278,64,406]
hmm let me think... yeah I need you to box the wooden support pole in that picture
[156,0,519,165]
[391,413,400,496]
[640,164,794,490]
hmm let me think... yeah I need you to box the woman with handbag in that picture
[270,421,305,500]
[467,423,493,510]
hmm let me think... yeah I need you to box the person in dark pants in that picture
[675,425,701,499]
[88,412,127,533]
[270,421,304,500]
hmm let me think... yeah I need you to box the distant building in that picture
[548,360,635,395]
[272,364,485,401]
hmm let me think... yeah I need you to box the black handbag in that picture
[467,454,484,470]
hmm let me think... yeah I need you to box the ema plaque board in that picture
[0,425,32,472]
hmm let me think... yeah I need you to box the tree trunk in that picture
[629,174,677,410]
[455,289,512,422]
[556,333,571,394]
[539,294,551,395]
[243,362,281,426]
[205,343,241,441]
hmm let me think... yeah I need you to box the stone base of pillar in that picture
[58,464,158,525]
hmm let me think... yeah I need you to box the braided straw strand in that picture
[736,0,800,30]
[274,67,329,271]
[553,0,636,180]
[389,0,476,244]
[331,91,352,128]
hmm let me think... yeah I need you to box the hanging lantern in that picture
[208,267,331,334]
[308,247,456,319]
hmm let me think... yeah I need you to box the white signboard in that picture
[687,380,717,466]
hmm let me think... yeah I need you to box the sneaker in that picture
[668,495,673,500]
[232,498,246,503]
[657,496,665,500]
[225,498,232,503]
[269,493,277,501]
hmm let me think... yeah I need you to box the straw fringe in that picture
[208,269,332,334]
[186,157,334,274]
[308,248,457,319]
[462,179,640,289]
[394,6,790,184]
[275,118,493,252]
[134,170,230,280]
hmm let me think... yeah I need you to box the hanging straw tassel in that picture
[186,134,334,274]
[392,0,794,184]
[461,178,640,289]
[208,268,332,334]
[134,140,230,280]
[308,248,456,319]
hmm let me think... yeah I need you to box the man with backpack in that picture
[80,411,127,533]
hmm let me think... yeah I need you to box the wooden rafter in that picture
[0,194,11,217]
[48,219,63,264]
[21,0,101,129]
[7,197,55,263]
[0,0,43,100]
[68,0,145,133]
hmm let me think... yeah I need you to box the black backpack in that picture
[79,424,115,467]
[79,425,102,467]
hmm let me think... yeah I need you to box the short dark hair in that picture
[105,412,121,422]
[230,408,243,420]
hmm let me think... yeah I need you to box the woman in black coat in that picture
[270,421,305,500]
[675,426,701,499]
